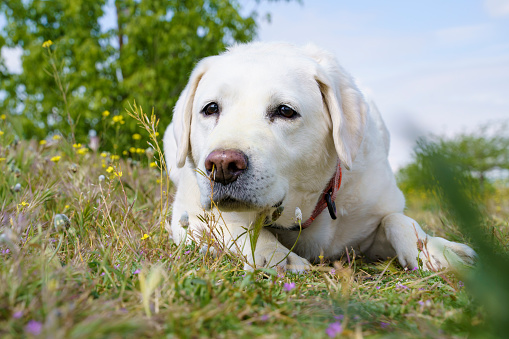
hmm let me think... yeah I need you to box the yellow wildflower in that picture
[122,150,128,156]
[129,147,136,153]
[39,140,47,145]
[318,255,324,260]
[19,201,29,207]
[106,166,114,173]
[102,110,110,117]
[42,40,53,48]
[114,170,122,178]
[0,131,4,136]
[150,162,157,168]
[0,157,6,162]
[72,143,82,149]
[112,115,124,124]
[100,152,108,158]
[155,132,159,137]
[141,233,150,240]
[132,133,141,140]
[50,155,61,162]
[77,147,88,155]
[52,135,61,140]
[65,205,70,209]
[111,155,120,160]
[136,148,144,154]
[0,114,6,120]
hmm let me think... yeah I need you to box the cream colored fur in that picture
[163,42,476,272]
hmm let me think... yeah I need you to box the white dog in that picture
[163,42,476,272]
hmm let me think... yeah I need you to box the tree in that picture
[0,0,291,150]
[397,121,509,195]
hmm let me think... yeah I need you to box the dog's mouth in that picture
[201,179,285,211]
[213,196,258,211]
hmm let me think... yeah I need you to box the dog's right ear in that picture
[173,57,215,168]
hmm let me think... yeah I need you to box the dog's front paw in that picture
[417,236,477,271]
[244,246,311,273]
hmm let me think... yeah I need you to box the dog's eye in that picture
[202,102,219,116]
[277,105,298,119]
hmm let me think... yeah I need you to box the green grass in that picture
[0,122,507,338]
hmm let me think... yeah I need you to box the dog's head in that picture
[172,42,367,215]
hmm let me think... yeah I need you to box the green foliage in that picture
[0,0,261,150]
[398,122,509,194]
[420,148,509,338]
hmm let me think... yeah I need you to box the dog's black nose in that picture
[205,149,248,185]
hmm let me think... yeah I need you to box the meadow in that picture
[1,104,508,338]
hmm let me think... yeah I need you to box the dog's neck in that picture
[265,161,342,231]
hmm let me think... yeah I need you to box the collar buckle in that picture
[324,188,337,220]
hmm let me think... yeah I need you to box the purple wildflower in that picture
[13,311,23,319]
[334,315,344,320]
[133,269,141,274]
[261,314,269,321]
[1,249,10,254]
[458,281,464,288]
[283,282,295,292]
[25,320,43,335]
[412,266,418,271]
[380,322,389,329]
[114,264,120,269]
[325,321,343,337]
[330,269,336,275]
[376,286,380,290]
[396,283,409,290]
[100,272,105,276]
[184,250,191,255]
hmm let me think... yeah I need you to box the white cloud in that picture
[1,46,23,74]
[484,0,509,17]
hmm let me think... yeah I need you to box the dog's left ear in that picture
[173,56,216,168]
[306,46,367,170]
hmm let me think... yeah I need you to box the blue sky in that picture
[252,0,509,168]
[2,0,508,169]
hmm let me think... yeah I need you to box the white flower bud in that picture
[295,207,302,222]
[179,211,189,229]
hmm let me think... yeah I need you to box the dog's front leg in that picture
[368,213,476,271]
[242,227,311,273]
[202,219,311,273]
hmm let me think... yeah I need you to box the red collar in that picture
[301,162,342,229]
